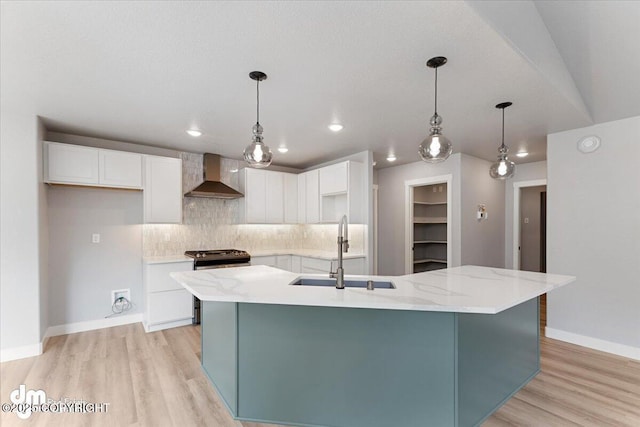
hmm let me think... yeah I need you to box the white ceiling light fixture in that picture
[186,129,202,137]
[419,56,453,163]
[278,146,289,153]
[577,135,601,153]
[243,71,273,168]
[516,151,529,158]
[489,102,516,179]
[328,123,344,132]
[386,154,397,162]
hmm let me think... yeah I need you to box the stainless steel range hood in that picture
[184,153,243,199]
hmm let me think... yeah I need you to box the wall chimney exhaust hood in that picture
[184,153,243,199]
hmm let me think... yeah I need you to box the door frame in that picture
[512,179,547,269]
[404,175,453,274]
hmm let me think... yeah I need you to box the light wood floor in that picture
[1,323,638,427]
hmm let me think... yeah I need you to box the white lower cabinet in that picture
[143,261,193,332]
[252,254,364,275]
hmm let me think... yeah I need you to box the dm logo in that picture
[10,384,46,419]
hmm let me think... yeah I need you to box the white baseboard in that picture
[545,327,640,361]
[143,318,192,333]
[45,313,143,338]
[0,342,43,363]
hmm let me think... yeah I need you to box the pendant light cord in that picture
[434,67,438,115]
[256,79,260,125]
[501,107,505,149]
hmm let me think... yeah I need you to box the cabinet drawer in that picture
[147,289,193,325]
[145,261,192,292]
[301,257,331,273]
[251,256,277,267]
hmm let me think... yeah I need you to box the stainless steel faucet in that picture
[330,215,349,289]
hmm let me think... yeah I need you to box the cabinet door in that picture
[297,173,307,223]
[319,162,348,195]
[144,156,182,223]
[305,170,320,224]
[276,255,292,271]
[283,173,298,224]
[243,169,267,223]
[147,289,193,326]
[99,150,142,188]
[46,142,99,184]
[291,256,302,273]
[265,171,284,223]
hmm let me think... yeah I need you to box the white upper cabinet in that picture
[318,161,363,223]
[99,150,143,188]
[45,141,142,189]
[240,168,299,224]
[239,168,267,223]
[265,171,284,223]
[319,161,348,195]
[143,155,182,224]
[304,169,320,224]
[45,142,100,185]
[283,173,298,224]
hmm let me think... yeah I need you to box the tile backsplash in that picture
[142,153,364,257]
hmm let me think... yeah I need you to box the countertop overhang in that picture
[170,265,575,314]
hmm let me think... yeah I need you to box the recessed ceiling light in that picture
[516,152,528,158]
[328,123,344,132]
[186,129,202,137]
[386,155,397,162]
[278,147,289,153]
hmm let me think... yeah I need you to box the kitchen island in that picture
[171,265,575,427]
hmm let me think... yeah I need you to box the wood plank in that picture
[1,325,638,427]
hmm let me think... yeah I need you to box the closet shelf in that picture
[413,258,448,265]
[413,217,447,224]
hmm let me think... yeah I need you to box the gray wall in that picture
[460,155,505,267]
[377,154,462,276]
[520,185,546,272]
[504,161,547,268]
[547,116,640,350]
[48,186,143,325]
[0,112,44,357]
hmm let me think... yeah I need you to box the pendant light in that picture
[419,56,453,163]
[243,71,273,168]
[489,102,516,179]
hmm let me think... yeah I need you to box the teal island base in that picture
[201,299,539,427]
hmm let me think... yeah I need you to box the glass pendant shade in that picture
[244,71,272,168]
[489,153,515,179]
[420,57,452,163]
[244,123,272,168]
[419,114,452,162]
[490,101,515,179]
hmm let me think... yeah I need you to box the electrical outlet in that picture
[111,288,130,305]
[92,233,100,243]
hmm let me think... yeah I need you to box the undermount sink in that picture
[290,278,395,289]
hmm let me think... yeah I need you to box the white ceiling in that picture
[2,1,639,169]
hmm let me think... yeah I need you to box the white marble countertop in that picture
[250,249,366,260]
[170,265,575,314]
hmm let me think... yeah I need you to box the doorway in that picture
[404,175,452,274]
[514,180,547,333]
